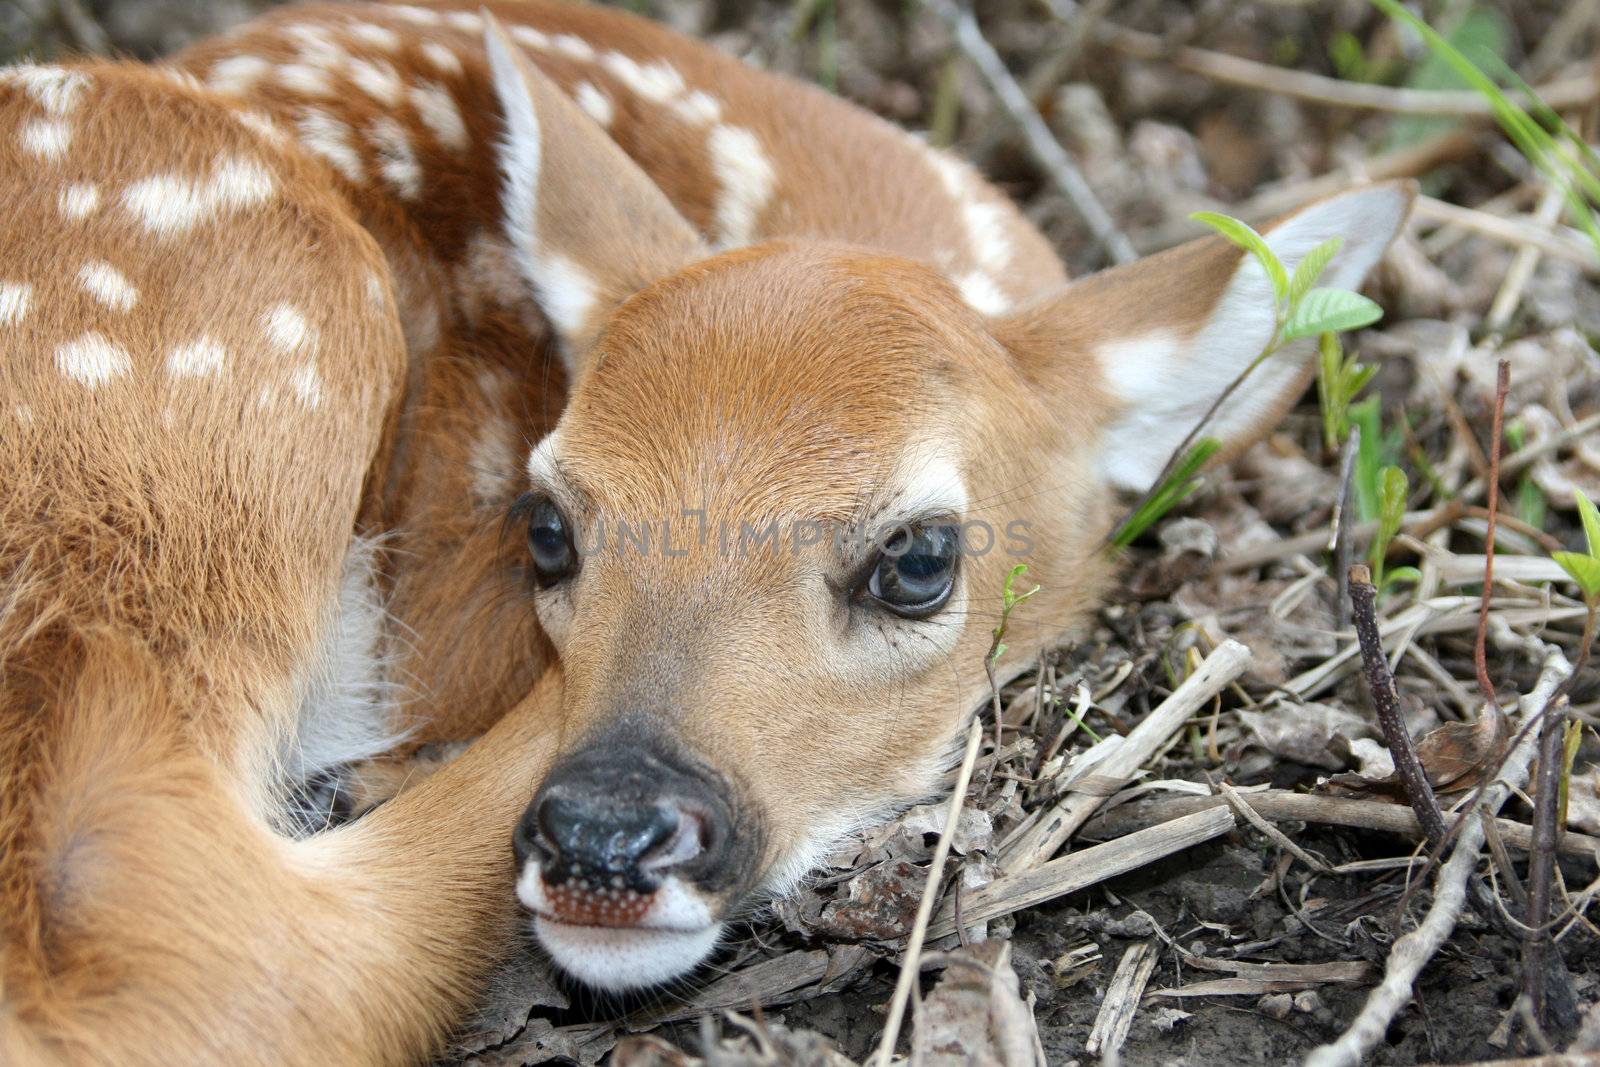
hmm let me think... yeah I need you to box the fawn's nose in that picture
[515,740,730,897]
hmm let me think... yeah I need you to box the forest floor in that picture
[8,0,1600,1064]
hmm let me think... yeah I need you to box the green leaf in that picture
[1553,551,1600,599]
[1379,465,1409,534]
[1288,237,1344,310]
[1575,489,1600,559]
[1191,212,1289,302]
[1282,288,1384,341]
[1384,566,1423,586]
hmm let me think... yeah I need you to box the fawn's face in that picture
[480,20,1413,989]
[511,246,1115,986]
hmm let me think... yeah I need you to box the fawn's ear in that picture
[999,182,1414,492]
[484,16,709,377]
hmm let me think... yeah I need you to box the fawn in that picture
[0,1,1412,1063]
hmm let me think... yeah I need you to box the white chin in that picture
[534,916,723,991]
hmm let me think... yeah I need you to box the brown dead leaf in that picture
[813,860,923,940]
[1324,705,1507,797]
[912,941,1041,1067]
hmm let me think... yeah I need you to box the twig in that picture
[922,0,1137,264]
[1001,639,1251,872]
[1349,564,1448,849]
[1307,648,1571,1067]
[1487,184,1572,332]
[1523,694,1571,1029]
[1101,23,1600,116]
[873,715,983,1067]
[1477,361,1512,714]
[1217,781,1330,874]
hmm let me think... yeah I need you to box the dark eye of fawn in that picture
[865,524,959,617]
[526,496,577,587]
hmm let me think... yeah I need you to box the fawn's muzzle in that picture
[515,730,742,920]
[515,726,760,990]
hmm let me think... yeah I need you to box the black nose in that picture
[516,735,733,893]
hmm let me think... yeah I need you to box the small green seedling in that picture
[989,563,1040,667]
[1553,490,1600,606]
[1369,464,1418,589]
[1317,333,1378,452]
[1109,212,1384,549]
[1111,438,1220,549]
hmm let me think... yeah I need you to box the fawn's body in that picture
[0,2,1412,1062]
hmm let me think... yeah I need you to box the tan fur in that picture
[1,2,1410,1061]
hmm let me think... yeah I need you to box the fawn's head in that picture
[482,25,1412,989]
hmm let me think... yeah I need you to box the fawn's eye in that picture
[526,496,577,587]
[864,523,959,618]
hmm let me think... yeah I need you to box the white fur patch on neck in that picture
[285,537,406,784]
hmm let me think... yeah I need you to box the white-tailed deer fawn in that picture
[1,1,1413,1062]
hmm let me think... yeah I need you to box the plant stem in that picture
[1476,360,1511,713]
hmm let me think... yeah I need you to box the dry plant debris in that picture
[12,0,1600,1063]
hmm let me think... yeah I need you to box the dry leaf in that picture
[912,941,1042,1067]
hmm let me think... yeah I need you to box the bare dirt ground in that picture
[8,1,1599,1064]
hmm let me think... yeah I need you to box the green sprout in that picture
[1318,333,1378,453]
[1552,490,1600,606]
[989,563,1041,667]
[1109,212,1384,548]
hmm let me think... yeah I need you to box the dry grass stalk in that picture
[1082,790,1600,861]
[1414,194,1598,273]
[1085,941,1156,1058]
[1306,646,1573,1067]
[1101,24,1600,116]
[872,716,984,1067]
[928,806,1237,940]
[1001,639,1251,871]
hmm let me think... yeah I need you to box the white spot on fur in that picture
[121,153,275,236]
[0,283,31,326]
[286,23,346,69]
[367,115,421,199]
[167,336,226,378]
[288,362,324,409]
[207,55,271,95]
[20,119,70,161]
[13,404,33,424]
[573,81,612,127]
[533,254,597,337]
[388,4,441,25]
[296,108,364,183]
[956,271,1010,315]
[77,261,138,312]
[211,155,275,208]
[57,183,100,220]
[365,269,387,309]
[445,10,484,33]
[155,66,203,92]
[276,64,334,98]
[469,413,517,507]
[234,109,287,145]
[348,56,403,107]
[510,25,550,49]
[349,21,400,51]
[707,125,775,248]
[601,52,684,103]
[671,89,722,126]
[421,41,462,76]
[55,332,130,386]
[3,65,90,115]
[551,34,595,61]
[264,302,315,355]
[408,81,468,150]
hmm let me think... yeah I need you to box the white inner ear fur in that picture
[483,26,596,377]
[1096,185,1410,492]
